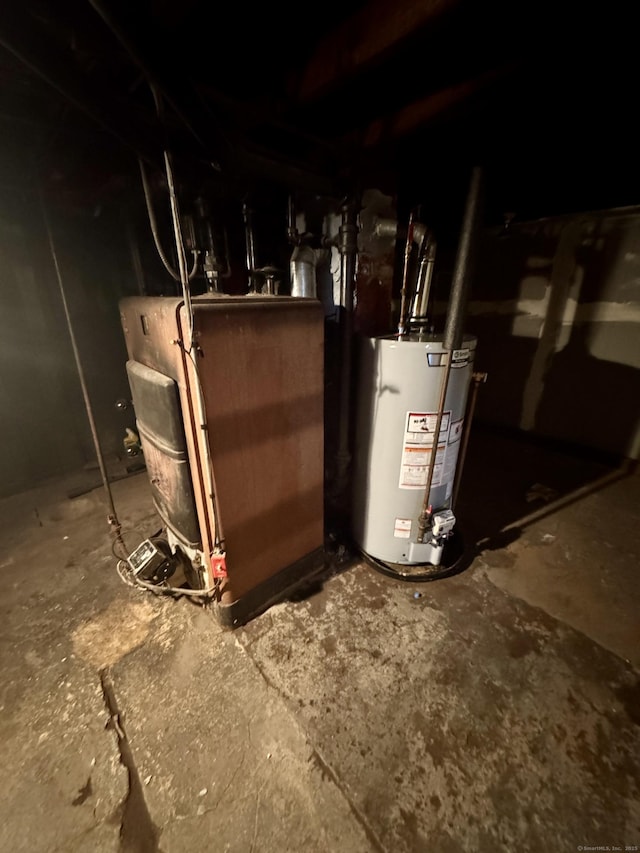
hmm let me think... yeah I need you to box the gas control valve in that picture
[431,509,456,539]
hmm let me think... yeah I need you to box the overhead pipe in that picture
[416,166,484,542]
[335,200,359,492]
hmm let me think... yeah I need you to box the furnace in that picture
[120,294,325,626]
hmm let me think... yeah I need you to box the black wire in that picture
[116,559,217,601]
[139,159,198,283]
[111,533,129,561]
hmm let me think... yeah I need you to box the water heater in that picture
[353,333,476,571]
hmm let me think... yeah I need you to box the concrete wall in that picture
[466,209,640,459]
[0,193,140,497]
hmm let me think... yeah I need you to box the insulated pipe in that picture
[444,167,483,352]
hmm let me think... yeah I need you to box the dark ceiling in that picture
[1,0,638,221]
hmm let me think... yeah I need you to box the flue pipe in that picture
[444,167,483,352]
[417,166,484,541]
[409,237,437,325]
[290,245,318,298]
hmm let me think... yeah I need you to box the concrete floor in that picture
[1,432,639,852]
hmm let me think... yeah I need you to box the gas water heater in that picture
[352,167,483,578]
[353,334,476,571]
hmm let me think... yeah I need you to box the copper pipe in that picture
[397,210,415,337]
[416,166,484,541]
[416,359,452,542]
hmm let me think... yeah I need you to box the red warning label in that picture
[211,553,228,578]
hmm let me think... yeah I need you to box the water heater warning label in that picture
[404,411,451,444]
[394,518,412,538]
[399,444,446,488]
[449,418,464,444]
[399,410,453,490]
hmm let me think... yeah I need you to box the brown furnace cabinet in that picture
[119,294,325,626]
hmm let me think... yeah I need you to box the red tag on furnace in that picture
[211,553,228,578]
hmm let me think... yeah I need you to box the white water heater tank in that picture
[353,333,477,565]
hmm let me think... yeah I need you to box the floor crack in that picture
[99,667,161,853]
[235,635,389,853]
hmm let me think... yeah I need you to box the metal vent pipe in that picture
[443,167,483,352]
[417,166,483,541]
[290,245,318,298]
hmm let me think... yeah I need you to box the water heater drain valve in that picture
[431,510,456,540]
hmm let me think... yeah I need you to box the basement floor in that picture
[1,431,639,853]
